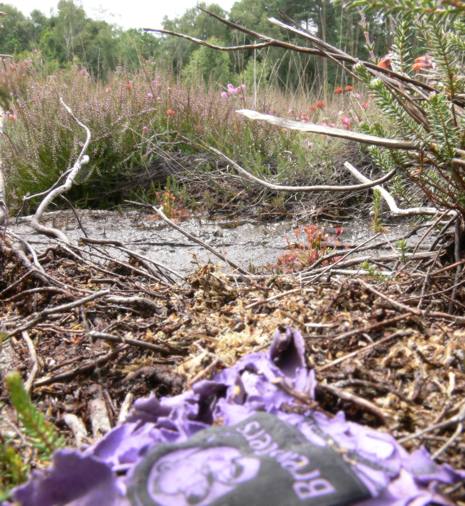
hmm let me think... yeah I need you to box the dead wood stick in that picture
[63,414,89,447]
[431,257,465,276]
[80,237,183,281]
[129,201,251,276]
[344,162,456,217]
[317,383,387,422]
[399,400,465,445]
[303,233,381,282]
[357,278,465,322]
[432,420,464,460]
[180,8,439,95]
[7,290,110,337]
[356,279,422,315]
[210,145,399,192]
[31,98,91,243]
[33,346,126,387]
[21,331,39,393]
[88,331,173,354]
[332,378,411,404]
[318,330,412,372]
[303,252,433,280]
[331,314,412,341]
[117,392,134,424]
[238,110,416,150]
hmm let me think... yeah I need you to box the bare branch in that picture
[237,109,417,150]
[344,161,457,217]
[31,98,91,243]
[144,27,274,52]
[209,146,398,192]
[195,8,438,94]
[127,201,251,276]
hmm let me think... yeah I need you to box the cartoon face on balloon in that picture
[147,446,260,506]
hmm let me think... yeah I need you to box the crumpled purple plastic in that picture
[12,327,464,506]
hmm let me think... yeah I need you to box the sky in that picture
[3,0,237,30]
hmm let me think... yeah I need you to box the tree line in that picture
[0,0,391,89]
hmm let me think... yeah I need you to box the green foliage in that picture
[1,63,353,211]
[0,3,35,53]
[349,1,465,217]
[343,0,464,16]
[0,373,65,498]
[0,433,28,500]
[5,372,65,458]
[371,188,383,232]
[391,17,414,74]
[182,37,231,85]
[396,238,408,261]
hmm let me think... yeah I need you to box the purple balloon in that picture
[11,328,464,506]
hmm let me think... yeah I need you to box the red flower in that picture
[313,100,325,110]
[344,85,353,93]
[166,108,176,117]
[334,86,343,95]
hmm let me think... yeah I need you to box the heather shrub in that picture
[1,62,371,212]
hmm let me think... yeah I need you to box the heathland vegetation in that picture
[0,0,392,213]
[1,1,465,501]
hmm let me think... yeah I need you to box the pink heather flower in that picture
[142,126,149,135]
[361,101,369,110]
[227,83,239,95]
[147,92,153,99]
[341,115,352,129]
[220,91,229,99]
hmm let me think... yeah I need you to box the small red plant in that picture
[274,224,344,273]
[412,54,434,72]
[154,190,190,221]
[377,54,392,69]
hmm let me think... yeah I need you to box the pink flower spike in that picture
[220,91,229,99]
[227,83,239,95]
[341,116,352,129]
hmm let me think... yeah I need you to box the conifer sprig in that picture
[5,372,65,458]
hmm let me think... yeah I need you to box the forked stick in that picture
[31,98,91,243]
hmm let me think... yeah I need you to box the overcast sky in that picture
[4,0,237,29]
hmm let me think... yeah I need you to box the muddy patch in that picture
[7,210,426,275]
